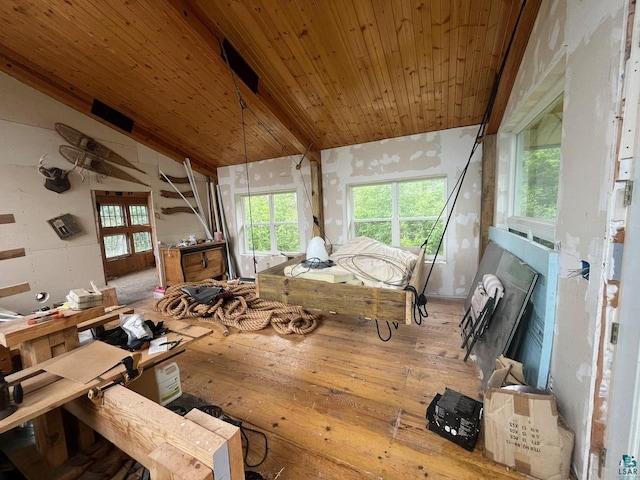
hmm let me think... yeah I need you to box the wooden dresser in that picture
[161,241,226,286]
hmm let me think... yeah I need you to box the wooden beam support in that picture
[167,0,321,162]
[184,408,245,480]
[486,0,543,135]
[65,385,243,479]
[149,443,213,480]
[310,159,325,238]
[480,134,497,257]
[0,46,216,177]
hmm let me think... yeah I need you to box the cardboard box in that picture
[483,388,574,480]
[128,362,182,406]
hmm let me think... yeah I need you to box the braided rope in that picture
[154,280,320,335]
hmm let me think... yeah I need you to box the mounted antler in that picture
[37,154,72,193]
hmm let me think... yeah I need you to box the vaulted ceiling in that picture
[0,0,540,176]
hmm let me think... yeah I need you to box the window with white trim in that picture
[349,177,446,255]
[509,93,563,245]
[240,191,300,254]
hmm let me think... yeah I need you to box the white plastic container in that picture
[154,362,182,406]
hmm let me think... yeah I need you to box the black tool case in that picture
[426,388,483,451]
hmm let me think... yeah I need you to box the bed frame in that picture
[256,248,428,325]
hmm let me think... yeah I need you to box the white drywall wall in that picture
[218,125,482,298]
[0,72,209,314]
[495,0,626,476]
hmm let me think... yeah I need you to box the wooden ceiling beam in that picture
[485,0,543,135]
[170,0,321,163]
[0,46,217,177]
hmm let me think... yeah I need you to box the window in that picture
[103,234,129,258]
[510,93,563,241]
[98,202,152,258]
[99,205,126,228]
[129,205,150,225]
[349,178,446,254]
[241,192,300,253]
[133,231,152,253]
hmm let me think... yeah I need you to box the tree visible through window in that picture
[242,192,299,253]
[351,178,446,255]
[514,94,563,222]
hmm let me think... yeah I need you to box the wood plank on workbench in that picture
[0,306,106,348]
[76,306,134,332]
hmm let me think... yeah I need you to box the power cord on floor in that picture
[196,405,269,468]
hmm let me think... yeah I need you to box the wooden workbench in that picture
[0,319,210,434]
[0,314,244,479]
[0,302,245,480]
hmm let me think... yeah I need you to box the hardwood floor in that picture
[133,295,524,480]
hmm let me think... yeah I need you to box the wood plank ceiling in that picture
[0,1,540,176]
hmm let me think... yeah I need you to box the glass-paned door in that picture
[95,191,155,279]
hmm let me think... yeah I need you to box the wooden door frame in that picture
[92,190,158,280]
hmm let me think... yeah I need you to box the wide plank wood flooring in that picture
[133,295,524,480]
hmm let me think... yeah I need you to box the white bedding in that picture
[289,237,417,289]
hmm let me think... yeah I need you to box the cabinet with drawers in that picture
[161,242,226,286]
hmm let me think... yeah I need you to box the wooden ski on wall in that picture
[55,123,146,174]
[161,206,199,215]
[159,173,190,184]
[59,145,149,187]
[160,190,194,198]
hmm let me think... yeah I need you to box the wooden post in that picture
[310,159,325,239]
[480,134,497,257]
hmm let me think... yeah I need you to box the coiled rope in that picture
[154,280,320,335]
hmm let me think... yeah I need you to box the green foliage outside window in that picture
[352,178,446,254]
[399,180,445,217]
[353,184,392,218]
[244,192,299,253]
[355,221,392,245]
[517,147,560,220]
[514,93,562,225]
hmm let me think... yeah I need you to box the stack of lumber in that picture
[52,437,145,480]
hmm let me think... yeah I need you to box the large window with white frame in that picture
[349,177,446,255]
[240,191,300,254]
[509,93,563,245]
